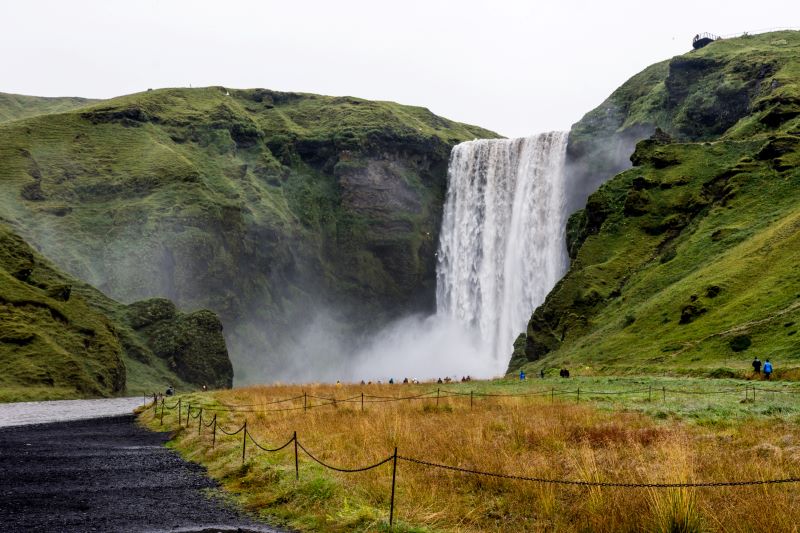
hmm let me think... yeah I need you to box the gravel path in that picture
[0,414,282,533]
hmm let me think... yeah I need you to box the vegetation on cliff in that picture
[513,31,800,378]
[0,221,232,401]
[0,92,99,124]
[0,87,497,382]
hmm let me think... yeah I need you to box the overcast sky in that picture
[1,0,798,137]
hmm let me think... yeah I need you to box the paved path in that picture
[0,414,281,533]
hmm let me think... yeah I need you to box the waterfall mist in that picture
[262,132,570,383]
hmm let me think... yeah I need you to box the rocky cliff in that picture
[0,88,497,382]
[0,221,232,401]
[511,31,800,378]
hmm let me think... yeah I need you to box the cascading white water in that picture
[436,132,569,368]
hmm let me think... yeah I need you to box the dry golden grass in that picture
[142,383,800,532]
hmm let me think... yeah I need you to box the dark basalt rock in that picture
[679,304,707,325]
[45,284,71,301]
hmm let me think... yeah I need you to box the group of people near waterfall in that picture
[519,368,570,380]
[752,357,774,379]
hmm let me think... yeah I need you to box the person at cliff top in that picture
[763,359,773,380]
[752,357,762,374]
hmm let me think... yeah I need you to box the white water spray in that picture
[258,132,570,383]
[436,132,569,373]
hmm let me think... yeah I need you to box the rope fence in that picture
[151,383,800,415]
[145,383,800,527]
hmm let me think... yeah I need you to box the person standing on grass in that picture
[752,357,762,374]
[763,359,773,380]
[519,370,526,381]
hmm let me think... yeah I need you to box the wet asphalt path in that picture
[0,414,281,533]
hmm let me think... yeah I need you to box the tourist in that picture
[752,357,762,374]
[763,359,773,380]
[519,370,526,381]
[437,377,443,384]
[389,378,394,384]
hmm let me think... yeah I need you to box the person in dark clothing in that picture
[752,357,762,374]
[559,368,570,378]
[540,369,545,379]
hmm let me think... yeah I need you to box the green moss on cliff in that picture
[514,31,800,379]
[566,30,800,211]
[0,86,499,382]
[0,92,99,124]
[0,222,232,401]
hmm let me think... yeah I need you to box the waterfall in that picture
[436,132,569,368]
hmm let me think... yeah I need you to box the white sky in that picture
[1,0,798,137]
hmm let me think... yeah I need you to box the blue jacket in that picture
[764,362,773,373]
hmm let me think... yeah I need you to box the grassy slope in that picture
[513,31,800,378]
[0,87,498,381]
[0,222,125,400]
[0,220,232,401]
[0,92,99,123]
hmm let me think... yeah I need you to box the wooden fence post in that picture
[389,447,398,527]
[242,421,248,465]
[294,431,299,480]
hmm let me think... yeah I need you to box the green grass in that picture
[0,222,229,401]
[0,92,99,124]
[515,31,800,379]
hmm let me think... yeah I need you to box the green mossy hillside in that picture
[566,30,800,211]
[0,92,98,124]
[0,87,498,382]
[0,222,232,401]
[512,31,800,379]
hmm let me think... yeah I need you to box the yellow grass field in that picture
[140,381,800,532]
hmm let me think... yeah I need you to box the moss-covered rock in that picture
[0,222,232,400]
[0,86,499,381]
[512,31,800,378]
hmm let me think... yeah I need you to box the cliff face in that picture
[0,222,232,401]
[0,88,498,382]
[512,31,800,377]
[564,30,798,215]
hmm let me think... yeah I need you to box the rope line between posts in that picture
[202,413,216,428]
[197,419,800,488]
[217,422,247,436]
[247,431,295,453]
[296,441,394,473]
[397,455,800,488]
